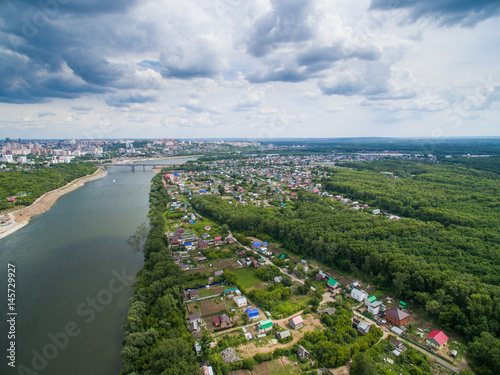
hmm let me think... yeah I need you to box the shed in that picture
[277,330,291,340]
[323,307,336,316]
[297,345,309,359]
[357,321,371,335]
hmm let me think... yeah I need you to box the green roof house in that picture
[327,278,341,290]
[365,295,377,306]
[258,319,273,332]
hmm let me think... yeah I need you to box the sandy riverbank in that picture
[0,168,108,240]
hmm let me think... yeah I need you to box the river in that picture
[0,158,194,375]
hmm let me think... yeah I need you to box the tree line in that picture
[0,163,98,211]
[120,173,198,375]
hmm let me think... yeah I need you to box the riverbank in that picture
[0,167,108,239]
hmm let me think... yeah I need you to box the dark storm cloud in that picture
[370,0,500,27]
[0,0,141,103]
[63,49,125,85]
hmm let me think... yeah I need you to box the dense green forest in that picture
[120,174,198,374]
[260,138,500,156]
[191,162,500,375]
[0,163,98,211]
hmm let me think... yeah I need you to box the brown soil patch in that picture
[237,314,321,358]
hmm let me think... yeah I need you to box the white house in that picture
[235,296,248,308]
[351,288,369,302]
[368,301,383,316]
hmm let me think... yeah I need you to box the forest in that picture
[120,173,198,374]
[191,161,500,375]
[0,163,97,211]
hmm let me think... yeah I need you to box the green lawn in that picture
[198,288,215,298]
[233,267,263,289]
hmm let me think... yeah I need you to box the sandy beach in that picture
[0,167,108,239]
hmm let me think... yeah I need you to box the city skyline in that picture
[1,0,499,139]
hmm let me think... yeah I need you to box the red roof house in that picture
[425,331,449,349]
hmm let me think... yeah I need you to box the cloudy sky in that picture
[1,0,499,140]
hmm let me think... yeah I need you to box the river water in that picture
[0,158,194,375]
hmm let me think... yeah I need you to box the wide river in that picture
[0,158,195,375]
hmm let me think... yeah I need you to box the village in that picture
[160,156,470,375]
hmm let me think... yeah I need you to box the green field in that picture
[233,267,263,289]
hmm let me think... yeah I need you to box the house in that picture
[220,314,232,328]
[368,301,383,316]
[195,341,202,355]
[258,319,273,332]
[224,287,239,295]
[189,313,201,324]
[225,236,235,244]
[327,278,341,290]
[289,315,303,330]
[214,236,222,242]
[273,276,282,283]
[252,241,261,249]
[189,320,200,333]
[385,308,410,327]
[197,240,209,250]
[246,308,259,320]
[202,232,210,239]
[198,256,207,263]
[357,321,371,335]
[297,345,310,359]
[277,330,291,340]
[235,296,248,308]
[187,289,199,300]
[426,331,449,349]
[316,270,328,281]
[323,307,336,316]
[365,295,377,306]
[214,315,221,327]
[201,365,214,375]
[214,270,224,277]
[179,262,189,271]
[351,288,369,302]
